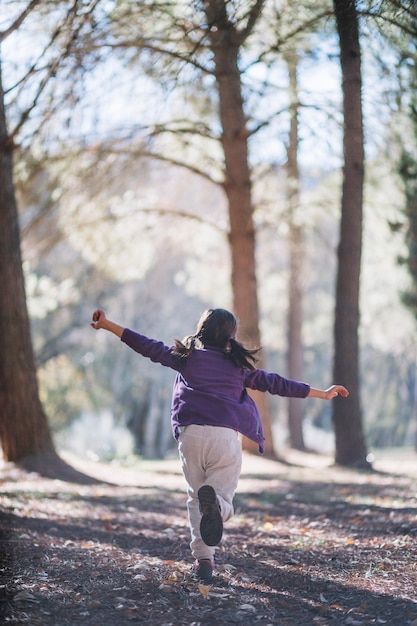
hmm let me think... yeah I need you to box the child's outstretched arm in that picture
[244,367,349,400]
[308,385,349,400]
[90,309,183,372]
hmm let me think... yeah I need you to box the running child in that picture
[90,307,349,582]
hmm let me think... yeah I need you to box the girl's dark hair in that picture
[173,308,259,370]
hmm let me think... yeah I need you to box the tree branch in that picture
[248,106,289,136]
[10,0,103,140]
[87,145,224,187]
[386,0,417,20]
[237,0,266,44]
[141,120,220,142]
[244,9,333,69]
[5,1,80,97]
[93,39,214,75]
[359,9,417,36]
[0,0,41,42]
[69,205,227,234]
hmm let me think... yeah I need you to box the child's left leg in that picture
[202,427,242,527]
[178,425,242,577]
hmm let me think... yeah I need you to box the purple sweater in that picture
[121,328,310,453]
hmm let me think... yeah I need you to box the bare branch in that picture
[244,9,333,70]
[93,39,214,75]
[87,145,224,187]
[237,0,266,44]
[359,10,417,36]
[0,0,41,42]
[69,205,227,234]
[10,0,102,139]
[248,106,289,136]
[5,1,80,97]
[5,64,48,96]
[135,120,220,142]
[386,0,417,20]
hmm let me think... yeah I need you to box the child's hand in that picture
[90,309,107,330]
[324,385,349,400]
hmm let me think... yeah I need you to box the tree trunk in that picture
[396,44,417,448]
[0,56,55,463]
[285,50,305,451]
[204,0,274,456]
[332,0,369,468]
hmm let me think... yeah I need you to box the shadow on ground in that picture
[1,456,417,625]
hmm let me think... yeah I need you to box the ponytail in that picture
[229,337,259,370]
[172,308,260,368]
[172,334,200,359]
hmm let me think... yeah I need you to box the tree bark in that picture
[396,42,417,448]
[204,0,274,456]
[332,0,369,468]
[285,50,305,451]
[0,55,55,463]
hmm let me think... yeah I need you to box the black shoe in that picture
[193,559,214,583]
[198,485,223,546]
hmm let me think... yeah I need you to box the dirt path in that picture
[1,451,417,625]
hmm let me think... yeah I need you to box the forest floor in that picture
[1,449,417,626]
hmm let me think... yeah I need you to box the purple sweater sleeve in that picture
[244,368,310,398]
[120,328,184,372]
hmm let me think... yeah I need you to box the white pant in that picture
[178,424,242,560]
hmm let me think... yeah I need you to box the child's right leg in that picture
[178,425,242,573]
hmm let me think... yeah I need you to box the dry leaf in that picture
[161,572,181,585]
[198,584,211,599]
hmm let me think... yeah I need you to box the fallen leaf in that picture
[319,593,328,603]
[198,584,211,599]
[161,572,181,585]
